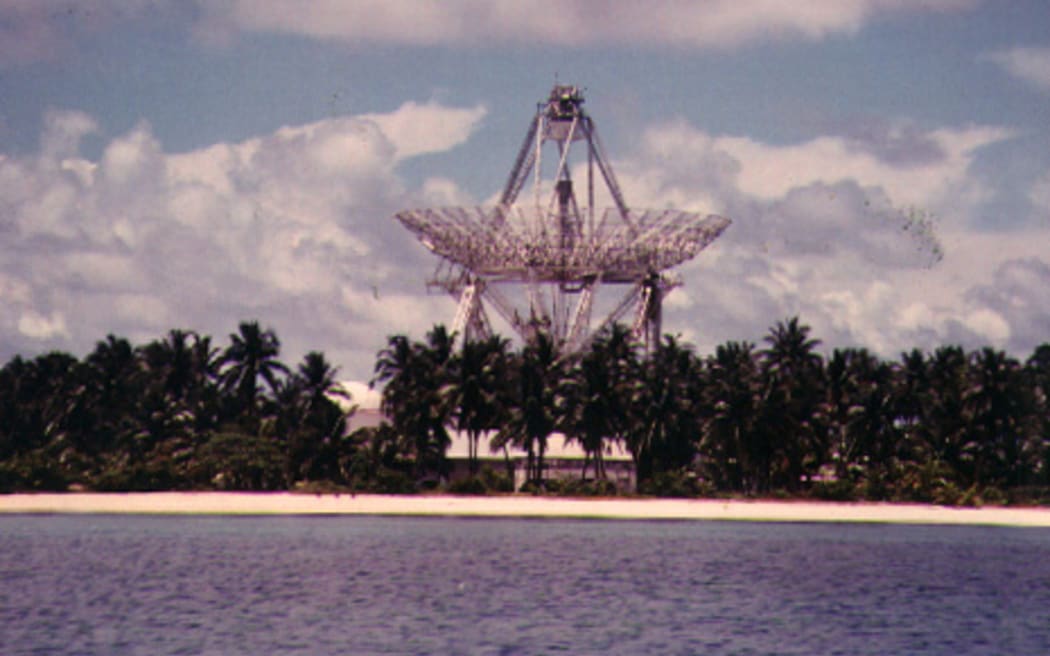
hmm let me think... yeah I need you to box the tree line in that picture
[2,318,1049,504]
[373,319,1050,503]
[0,322,352,492]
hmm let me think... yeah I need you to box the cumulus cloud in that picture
[1030,171,1050,217]
[706,125,1010,209]
[16,310,69,341]
[359,102,487,162]
[983,46,1050,93]
[4,88,1047,391]
[607,117,1049,359]
[964,257,1050,352]
[338,380,382,410]
[192,0,975,49]
[0,0,980,67]
[0,100,483,382]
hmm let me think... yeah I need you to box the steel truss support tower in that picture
[395,84,729,355]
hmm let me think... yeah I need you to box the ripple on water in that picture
[1,516,1049,655]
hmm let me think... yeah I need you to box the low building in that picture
[445,430,635,492]
[344,400,635,492]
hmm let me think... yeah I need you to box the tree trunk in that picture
[468,430,478,476]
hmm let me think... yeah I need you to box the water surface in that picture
[2,515,1048,655]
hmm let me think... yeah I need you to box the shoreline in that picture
[2,492,1050,526]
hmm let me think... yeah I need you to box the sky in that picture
[1,0,1049,393]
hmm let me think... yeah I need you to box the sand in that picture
[1,492,1049,526]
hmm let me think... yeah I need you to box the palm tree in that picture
[1025,344,1050,485]
[140,330,194,402]
[965,347,1037,488]
[416,325,456,481]
[759,317,826,492]
[296,351,349,408]
[0,356,28,461]
[446,335,510,475]
[373,334,422,463]
[824,347,900,490]
[83,335,147,461]
[219,321,289,427]
[557,324,638,480]
[137,329,221,446]
[894,348,929,465]
[497,331,561,487]
[372,326,456,482]
[282,351,353,484]
[628,334,703,485]
[920,345,970,484]
[373,335,414,401]
[701,340,761,493]
[186,333,223,434]
[0,351,86,489]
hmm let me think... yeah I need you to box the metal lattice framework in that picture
[395,84,730,354]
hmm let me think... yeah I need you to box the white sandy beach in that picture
[2,492,1050,526]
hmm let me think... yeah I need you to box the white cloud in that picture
[0,100,483,379]
[622,119,1013,235]
[983,46,1050,93]
[3,88,1046,385]
[359,101,487,161]
[1030,171,1050,217]
[0,0,976,67]
[964,256,1050,352]
[193,0,976,49]
[418,177,477,207]
[708,125,1011,210]
[339,380,382,410]
[609,117,1050,359]
[960,308,1011,343]
[17,310,69,340]
[670,222,1050,359]
[41,110,98,160]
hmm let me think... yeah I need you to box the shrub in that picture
[479,467,514,493]
[372,467,416,494]
[292,479,350,495]
[448,476,488,495]
[811,478,860,502]
[978,485,1006,506]
[1006,486,1050,506]
[93,460,179,492]
[0,451,70,492]
[187,431,285,491]
[893,460,961,505]
[518,479,545,495]
[861,471,892,501]
[555,478,619,497]
[638,470,700,498]
[932,480,963,506]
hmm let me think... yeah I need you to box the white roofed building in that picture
[344,383,635,492]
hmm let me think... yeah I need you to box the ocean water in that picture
[1,515,1049,655]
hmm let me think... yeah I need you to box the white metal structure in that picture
[395,84,729,354]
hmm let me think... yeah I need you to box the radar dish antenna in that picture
[394,84,730,354]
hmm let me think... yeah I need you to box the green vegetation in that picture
[0,322,353,493]
[2,318,1050,506]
